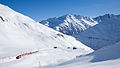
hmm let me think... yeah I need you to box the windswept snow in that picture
[0,4,93,68]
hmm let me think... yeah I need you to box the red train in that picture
[16,51,39,59]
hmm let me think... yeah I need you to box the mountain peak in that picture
[57,14,75,20]
[40,14,98,35]
[96,14,120,18]
[66,14,75,16]
[103,14,115,18]
[59,14,84,19]
[94,14,120,22]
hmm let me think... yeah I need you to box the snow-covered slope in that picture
[0,4,93,68]
[89,41,120,62]
[40,14,98,35]
[74,14,120,50]
[53,42,120,68]
[40,14,120,50]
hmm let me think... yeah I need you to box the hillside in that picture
[0,4,93,68]
[74,14,120,50]
[53,42,120,68]
[40,14,120,50]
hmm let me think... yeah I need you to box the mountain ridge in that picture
[74,13,120,50]
[40,14,98,35]
[40,13,120,50]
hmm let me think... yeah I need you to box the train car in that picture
[16,51,39,59]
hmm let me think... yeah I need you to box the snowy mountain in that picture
[40,14,120,50]
[74,14,120,50]
[0,4,93,68]
[40,14,98,35]
[53,41,120,68]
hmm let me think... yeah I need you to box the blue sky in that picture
[0,0,120,21]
